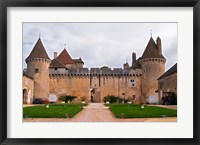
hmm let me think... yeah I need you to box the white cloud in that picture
[23,23,177,70]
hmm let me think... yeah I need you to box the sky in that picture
[23,23,177,70]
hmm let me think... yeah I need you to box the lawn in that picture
[106,104,177,118]
[23,104,86,118]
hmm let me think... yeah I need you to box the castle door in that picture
[91,88,101,102]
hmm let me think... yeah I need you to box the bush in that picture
[161,92,177,105]
[118,98,128,103]
[104,95,119,103]
[59,95,77,103]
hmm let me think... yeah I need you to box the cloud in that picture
[23,23,177,70]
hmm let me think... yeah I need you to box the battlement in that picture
[139,58,166,65]
[49,67,142,77]
[26,58,51,63]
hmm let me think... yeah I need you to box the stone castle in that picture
[23,36,166,104]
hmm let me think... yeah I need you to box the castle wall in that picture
[26,59,50,99]
[65,64,76,69]
[100,75,142,103]
[140,59,165,103]
[49,73,142,104]
[158,73,177,103]
[49,75,90,102]
[22,75,34,104]
[75,63,84,69]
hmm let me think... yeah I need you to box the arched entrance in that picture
[23,89,28,104]
[90,88,101,102]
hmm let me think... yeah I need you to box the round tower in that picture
[25,38,51,100]
[139,37,166,104]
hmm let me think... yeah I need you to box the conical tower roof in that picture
[56,48,75,64]
[26,38,50,60]
[141,37,165,60]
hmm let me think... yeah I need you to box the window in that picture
[55,68,57,70]
[130,80,135,87]
[35,68,39,73]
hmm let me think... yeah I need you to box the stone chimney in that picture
[54,52,57,59]
[123,62,129,70]
[156,37,162,54]
[132,52,136,66]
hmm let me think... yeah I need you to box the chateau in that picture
[23,36,167,104]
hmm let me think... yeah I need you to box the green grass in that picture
[106,104,177,118]
[23,104,86,118]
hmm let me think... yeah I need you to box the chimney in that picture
[54,52,57,59]
[123,62,129,70]
[132,52,136,66]
[156,37,162,54]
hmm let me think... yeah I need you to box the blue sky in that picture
[23,23,177,70]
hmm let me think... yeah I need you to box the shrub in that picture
[161,92,177,105]
[118,98,128,103]
[104,95,119,103]
[59,95,77,103]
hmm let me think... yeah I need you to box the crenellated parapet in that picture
[49,67,142,77]
[26,58,51,63]
[139,58,166,65]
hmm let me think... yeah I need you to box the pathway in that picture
[70,103,116,122]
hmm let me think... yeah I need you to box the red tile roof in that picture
[56,48,75,64]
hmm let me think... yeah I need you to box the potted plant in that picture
[127,97,132,104]
[104,96,110,104]
[81,96,86,104]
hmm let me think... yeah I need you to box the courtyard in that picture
[23,103,177,122]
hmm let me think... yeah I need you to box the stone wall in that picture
[140,59,165,103]
[26,59,51,99]
[49,75,90,102]
[158,72,177,102]
[100,75,142,103]
[22,75,34,104]
[49,74,142,103]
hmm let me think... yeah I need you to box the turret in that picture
[25,37,51,99]
[139,37,166,104]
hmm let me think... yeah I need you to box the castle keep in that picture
[23,36,166,104]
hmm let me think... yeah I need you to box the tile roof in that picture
[56,48,75,64]
[141,37,165,60]
[130,57,142,69]
[49,59,66,68]
[73,58,84,64]
[158,63,177,80]
[26,38,50,60]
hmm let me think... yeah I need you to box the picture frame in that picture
[0,0,199,145]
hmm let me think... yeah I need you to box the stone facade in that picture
[23,36,169,104]
[158,63,177,104]
[23,75,34,104]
